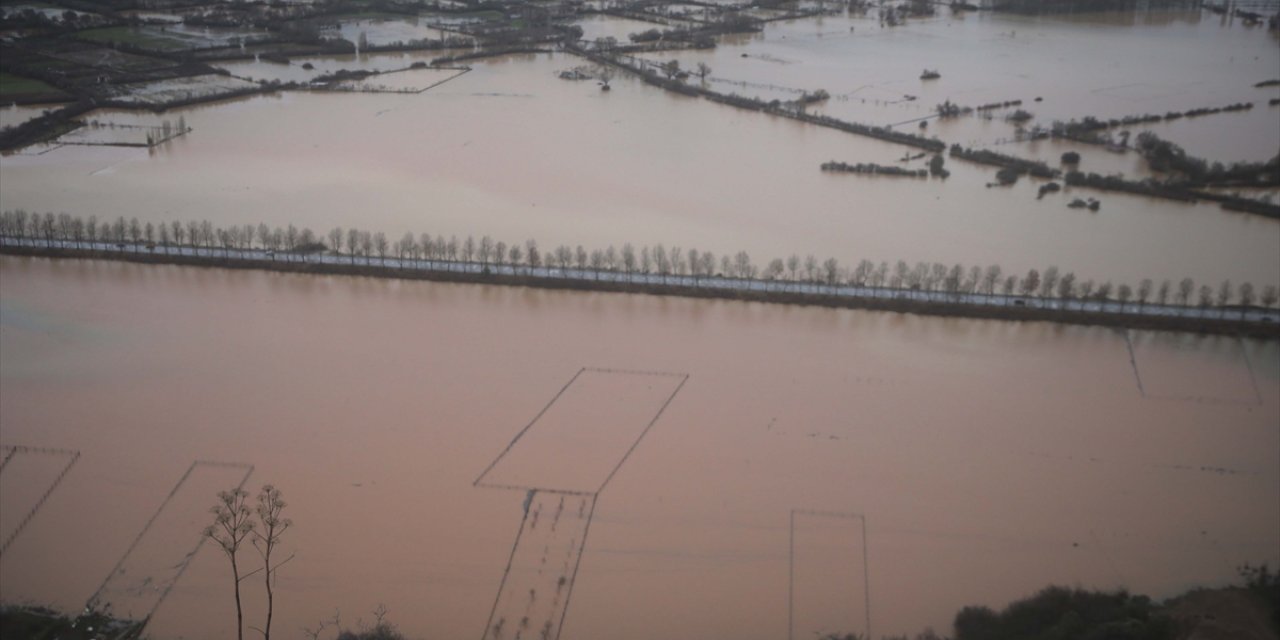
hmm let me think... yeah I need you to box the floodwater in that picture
[213,50,460,84]
[0,104,60,131]
[1,9,1278,291]
[0,256,1277,638]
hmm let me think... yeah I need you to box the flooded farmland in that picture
[2,9,1279,289]
[2,0,1280,637]
[0,256,1277,639]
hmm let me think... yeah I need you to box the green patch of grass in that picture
[77,25,192,52]
[333,10,404,20]
[0,72,66,97]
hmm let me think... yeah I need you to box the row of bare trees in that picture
[3,209,1277,316]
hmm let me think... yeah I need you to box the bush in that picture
[995,167,1021,185]
[953,586,1172,640]
[1239,564,1280,631]
[1061,151,1080,165]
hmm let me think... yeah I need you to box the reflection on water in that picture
[0,256,1275,638]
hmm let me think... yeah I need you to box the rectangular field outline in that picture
[85,459,254,627]
[1123,329,1263,406]
[473,367,689,496]
[0,444,81,558]
[481,490,598,640]
[789,508,870,640]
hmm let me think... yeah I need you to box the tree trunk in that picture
[232,560,244,640]
[263,546,274,640]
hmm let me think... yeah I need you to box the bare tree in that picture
[423,233,437,267]
[525,239,540,272]
[1095,281,1113,302]
[1197,285,1213,310]
[481,236,495,267]
[1177,278,1194,306]
[359,231,373,266]
[200,221,216,252]
[894,260,910,289]
[1157,279,1171,305]
[251,485,292,640]
[621,243,636,281]
[1216,280,1232,317]
[1261,285,1278,309]
[1021,269,1040,297]
[1039,266,1058,298]
[854,260,873,287]
[1057,272,1076,308]
[447,236,460,263]
[206,489,255,640]
[508,244,523,270]
[822,257,839,290]
[374,232,389,267]
[765,258,785,287]
[670,246,684,277]
[590,250,604,279]
[965,265,982,294]
[605,246,620,273]
[399,232,416,268]
[1137,279,1152,307]
[909,262,928,290]
[1238,282,1255,319]
[346,229,361,265]
[285,224,298,258]
[983,265,1002,296]
[1117,284,1132,311]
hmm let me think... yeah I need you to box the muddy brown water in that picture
[1,255,1276,638]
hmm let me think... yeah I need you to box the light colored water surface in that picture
[0,256,1276,638]
[1,10,1277,291]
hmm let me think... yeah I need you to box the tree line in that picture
[2,209,1277,318]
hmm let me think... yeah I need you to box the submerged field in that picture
[2,9,1278,291]
[0,255,1277,639]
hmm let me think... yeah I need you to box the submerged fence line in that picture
[2,235,1278,336]
[0,446,81,558]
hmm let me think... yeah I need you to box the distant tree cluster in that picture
[1053,102,1255,141]
[1133,132,1280,186]
[821,160,928,178]
[2,210,1277,319]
